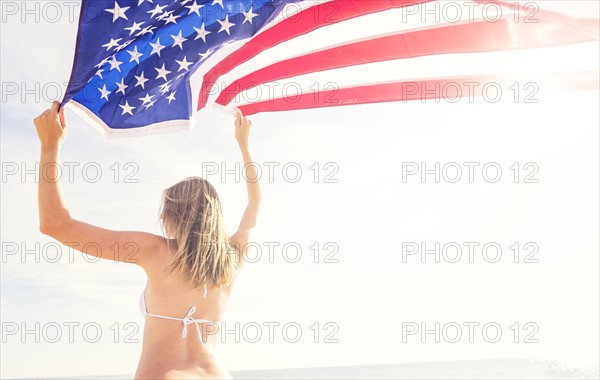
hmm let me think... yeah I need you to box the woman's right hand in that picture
[234,109,252,147]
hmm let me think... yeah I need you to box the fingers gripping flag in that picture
[62,0,599,138]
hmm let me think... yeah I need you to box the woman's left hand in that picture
[34,100,68,148]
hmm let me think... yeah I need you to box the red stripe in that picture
[236,71,600,115]
[196,0,432,110]
[216,13,599,106]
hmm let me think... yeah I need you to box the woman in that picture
[34,101,261,379]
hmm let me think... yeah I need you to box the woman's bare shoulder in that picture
[135,234,172,271]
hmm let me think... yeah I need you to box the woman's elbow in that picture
[39,222,59,237]
[39,217,71,238]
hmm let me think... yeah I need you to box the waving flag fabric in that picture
[62,0,599,138]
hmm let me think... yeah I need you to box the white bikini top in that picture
[139,284,216,344]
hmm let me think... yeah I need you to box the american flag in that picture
[61,0,599,138]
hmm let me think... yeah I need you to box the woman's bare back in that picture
[134,240,240,379]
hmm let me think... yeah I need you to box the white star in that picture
[199,49,212,60]
[186,1,204,16]
[155,64,172,82]
[144,100,156,110]
[164,13,180,25]
[115,78,128,94]
[136,25,156,37]
[115,39,134,52]
[108,55,123,72]
[212,0,224,8]
[242,7,258,24]
[147,4,167,18]
[193,23,211,42]
[157,11,172,21]
[105,1,130,22]
[175,56,193,72]
[166,91,177,104]
[217,15,235,35]
[95,56,110,69]
[127,45,143,64]
[102,38,122,51]
[138,93,155,105]
[119,101,135,116]
[150,38,166,57]
[138,0,153,5]
[171,30,188,50]
[135,72,149,89]
[95,69,105,79]
[159,81,172,94]
[98,85,111,101]
[124,21,144,35]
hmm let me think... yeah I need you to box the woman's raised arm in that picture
[34,101,163,266]
[229,109,261,264]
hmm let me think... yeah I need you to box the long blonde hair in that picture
[160,177,237,289]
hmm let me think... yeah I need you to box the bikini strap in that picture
[181,306,214,344]
[181,306,201,339]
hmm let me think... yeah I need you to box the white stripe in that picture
[65,101,195,139]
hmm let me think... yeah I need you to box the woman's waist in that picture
[136,351,230,380]
[142,320,222,348]
[138,334,224,375]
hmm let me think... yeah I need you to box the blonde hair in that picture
[160,177,237,289]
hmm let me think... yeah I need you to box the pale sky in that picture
[1,1,599,378]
